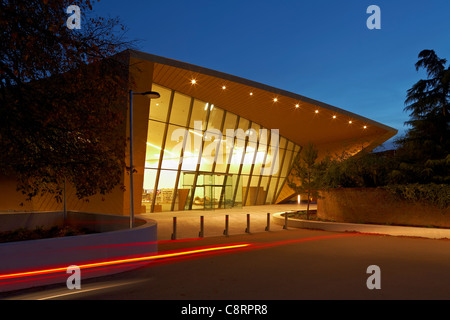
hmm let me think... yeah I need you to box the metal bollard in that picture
[283,211,288,229]
[171,217,177,240]
[223,215,229,236]
[265,213,270,231]
[199,215,204,238]
[245,214,250,233]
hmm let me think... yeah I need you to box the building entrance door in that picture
[182,172,235,210]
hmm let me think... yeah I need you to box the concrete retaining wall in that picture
[0,211,157,293]
[317,188,449,228]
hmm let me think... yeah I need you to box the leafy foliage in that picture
[287,142,329,218]
[392,49,449,185]
[0,0,133,201]
[383,183,450,210]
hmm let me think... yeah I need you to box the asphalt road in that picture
[2,227,450,301]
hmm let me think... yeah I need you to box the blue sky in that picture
[93,0,450,149]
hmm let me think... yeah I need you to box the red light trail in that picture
[0,232,361,286]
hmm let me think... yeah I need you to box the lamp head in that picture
[141,91,160,99]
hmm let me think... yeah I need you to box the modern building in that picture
[0,50,397,216]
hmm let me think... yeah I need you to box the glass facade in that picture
[142,83,302,212]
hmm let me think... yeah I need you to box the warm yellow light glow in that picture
[349,120,353,124]
[295,104,300,108]
[273,98,278,102]
[222,86,226,90]
[189,129,203,138]
[332,115,337,119]
[146,142,176,155]
[297,194,301,204]
[191,79,197,85]
[363,125,367,129]
[315,110,319,114]
[249,92,253,96]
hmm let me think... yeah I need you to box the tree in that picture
[0,0,133,202]
[287,142,328,219]
[393,49,449,184]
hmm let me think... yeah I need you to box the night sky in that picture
[92,0,450,149]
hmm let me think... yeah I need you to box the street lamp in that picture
[129,90,160,228]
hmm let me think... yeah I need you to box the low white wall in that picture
[0,212,157,293]
[272,212,450,240]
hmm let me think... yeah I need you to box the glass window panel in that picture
[223,112,238,138]
[275,178,287,201]
[154,170,177,212]
[189,99,209,129]
[286,141,294,151]
[266,176,278,204]
[273,147,286,177]
[252,128,268,176]
[170,92,191,127]
[181,129,201,171]
[149,84,171,122]
[247,123,260,144]
[241,140,257,175]
[145,120,166,168]
[235,117,250,142]
[142,169,157,213]
[214,140,228,173]
[161,124,185,170]
[241,175,251,205]
[257,176,269,204]
[206,106,224,133]
[281,150,293,178]
[200,129,222,172]
[228,139,245,174]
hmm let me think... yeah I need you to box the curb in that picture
[272,212,450,240]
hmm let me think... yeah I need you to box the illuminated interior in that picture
[142,84,301,212]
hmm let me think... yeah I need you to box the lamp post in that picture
[129,89,160,228]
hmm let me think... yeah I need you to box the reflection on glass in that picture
[142,83,302,211]
[170,92,191,127]
[149,84,171,122]
[145,121,166,168]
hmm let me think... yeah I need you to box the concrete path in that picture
[139,204,309,241]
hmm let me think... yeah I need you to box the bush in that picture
[383,183,450,209]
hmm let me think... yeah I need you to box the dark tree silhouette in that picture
[393,49,449,184]
[0,0,133,201]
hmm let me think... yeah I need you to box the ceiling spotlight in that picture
[249,92,253,96]
[315,110,319,114]
[332,115,337,119]
[191,79,197,85]
[363,125,367,129]
[222,85,226,90]
[273,98,278,102]
[295,104,300,108]
[349,120,353,124]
